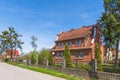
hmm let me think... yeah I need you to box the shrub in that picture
[4,58,9,62]
[78,63,92,71]
[55,64,62,67]
[95,43,103,71]
[64,45,72,68]
[103,67,120,73]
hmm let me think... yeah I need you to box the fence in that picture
[16,58,120,80]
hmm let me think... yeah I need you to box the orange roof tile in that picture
[6,50,19,56]
[56,26,93,41]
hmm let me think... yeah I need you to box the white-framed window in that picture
[61,42,64,46]
[75,52,79,59]
[69,41,72,47]
[58,43,61,48]
[79,52,83,59]
[58,42,63,48]
[74,52,84,59]
[75,40,82,46]
[65,41,68,45]
[56,52,63,58]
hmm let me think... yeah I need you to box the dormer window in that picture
[69,41,72,47]
[75,40,82,46]
[58,42,64,48]
[65,41,72,47]
[58,43,61,48]
[66,41,68,45]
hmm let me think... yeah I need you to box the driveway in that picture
[0,62,65,80]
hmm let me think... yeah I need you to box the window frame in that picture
[79,52,84,59]
[56,52,63,58]
[74,52,84,59]
[75,40,82,46]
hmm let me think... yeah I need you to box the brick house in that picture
[5,50,19,59]
[51,24,104,64]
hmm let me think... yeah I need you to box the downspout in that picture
[91,26,96,60]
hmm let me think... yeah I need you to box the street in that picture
[0,62,65,80]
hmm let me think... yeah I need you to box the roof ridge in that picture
[61,25,92,33]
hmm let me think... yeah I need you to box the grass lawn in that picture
[7,62,85,80]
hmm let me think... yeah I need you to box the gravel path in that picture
[0,62,65,80]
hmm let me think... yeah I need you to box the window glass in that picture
[78,40,82,45]
[79,52,83,59]
[75,40,82,45]
[58,43,61,48]
[75,40,78,45]
[58,42,63,48]
[75,52,79,58]
[56,52,63,58]
[66,41,68,45]
[61,42,63,46]
[74,52,84,59]
[69,41,72,47]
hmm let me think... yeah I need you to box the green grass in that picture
[7,62,84,80]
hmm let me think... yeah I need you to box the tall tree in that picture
[64,45,72,67]
[30,36,38,51]
[0,27,23,60]
[99,0,120,67]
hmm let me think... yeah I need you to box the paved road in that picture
[0,62,65,80]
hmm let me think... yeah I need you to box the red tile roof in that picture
[6,50,19,56]
[56,26,93,41]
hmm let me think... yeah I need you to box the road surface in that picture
[0,62,65,80]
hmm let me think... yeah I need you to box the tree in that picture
[28,51,38,64]
[95,43,102,71]
[0,27,23,60]
[99,0,120,67]
[30,36,38,51]
[38,48,53,65]
[64,45,72,67]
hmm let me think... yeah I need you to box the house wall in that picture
[53,49,92,64]
[71,49,92,63]
[52,25,104,63]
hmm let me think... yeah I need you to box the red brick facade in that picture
[51,25,104,64]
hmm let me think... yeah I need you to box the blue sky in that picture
[0,0,119,53]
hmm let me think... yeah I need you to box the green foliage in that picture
[95,43,103,71]
[0,27,23,59]
[38,48,53,65]
[30,35,38,51]
[28,51,38,64]
[17,57,24,63]
[27,48,53,65]
[70,63,92,71]
[55,64,62,67]
[100,0,120,67]
[64,45,72,68]
[48,51,54,65]
[4,58,9,62]
[103,66,120,73]
[79,63,92,71]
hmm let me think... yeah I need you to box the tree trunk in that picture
[115,40,119,67]
[10,49,13,62]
